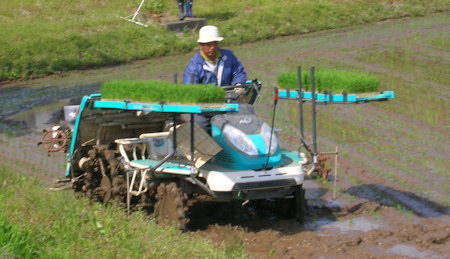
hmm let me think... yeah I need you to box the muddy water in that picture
[0,13,449,258]
[10,101,68,131]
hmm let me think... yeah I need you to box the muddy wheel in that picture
[73,145,128,204]
[155,182,189,230]
[275,185,307,222]
[294,185,308,223]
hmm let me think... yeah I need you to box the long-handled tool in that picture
[120,0,149,27]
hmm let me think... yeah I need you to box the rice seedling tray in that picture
[94,98,239,113]
[276,89,394,103]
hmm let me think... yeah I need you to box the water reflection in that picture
[11,101,68,131]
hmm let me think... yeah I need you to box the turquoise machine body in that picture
[211,104,283,170]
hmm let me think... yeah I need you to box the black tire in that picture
[294,185,308,223]
[275,185,308,223]
[155,182,189,230]
[274,185,307,222]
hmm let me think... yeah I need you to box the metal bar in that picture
[150,113,178,173]
[94,101,239,113]
[318,151,339,155]
[132,0,146,21]
[67,94,101,176]
[190,114,195,175]
[265,87,278,169]
[183,177,218,198]
[126,171,130,215]
[276,90,394,103]
[173,113,177,153]
[333,146,338,200]
[297,66,304,153]
[173,72,177,84]
[311,66,317,158]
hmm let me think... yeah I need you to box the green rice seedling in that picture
[393,202,413,221]
[348,219,354,226]
[101,80,226,103]
[373,212,383,224]
[277,68,380,93]
[347,174,360,186]
[268,248,277,258]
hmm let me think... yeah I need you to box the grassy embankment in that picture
[0,165,249,258]
[1,0,448,81]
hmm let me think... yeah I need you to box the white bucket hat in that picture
[197,25,224,43]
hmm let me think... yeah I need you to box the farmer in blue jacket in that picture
[182,25,247,133]
[182,25,247,86]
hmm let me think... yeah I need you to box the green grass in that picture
[1,0,448,81]
[101,80,226,103]
[0,214,39,258]
[0,165,250,258]
[277,69,380,93]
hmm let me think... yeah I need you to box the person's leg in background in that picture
[185,0,194,18]
[178,0,185,20]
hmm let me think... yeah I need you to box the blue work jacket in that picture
[182,49,247,86]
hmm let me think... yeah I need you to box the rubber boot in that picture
[186,0,193,18]
[178,0,185,20]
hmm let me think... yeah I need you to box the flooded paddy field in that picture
[0,13,449,258]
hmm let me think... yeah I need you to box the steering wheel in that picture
[223,79,261,104]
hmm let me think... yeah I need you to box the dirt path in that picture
[0,13,449,258]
